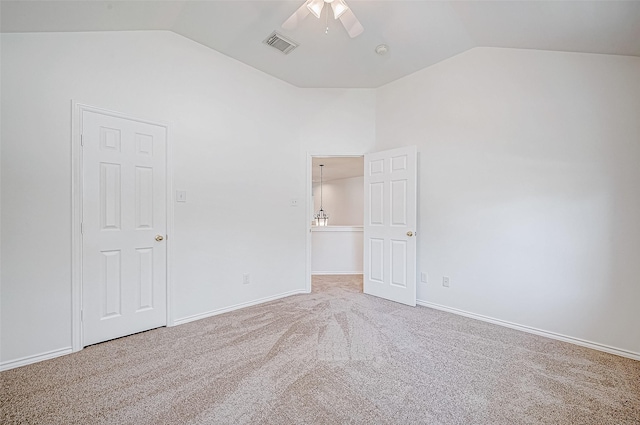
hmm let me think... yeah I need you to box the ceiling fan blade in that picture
[338,8,364,38]
[282,2,312,30]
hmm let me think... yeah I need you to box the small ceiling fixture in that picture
[314,164,329,226]
[282,0,364,38]
[375,44,389,55]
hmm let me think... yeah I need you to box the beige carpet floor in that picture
[1,275,639,424]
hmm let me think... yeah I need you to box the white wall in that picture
[313,176,364,226]
[311,228,363,274]
[376,47,640,356]
[0,31,376,366]
[4,31,637,365]
[298,89,376,156]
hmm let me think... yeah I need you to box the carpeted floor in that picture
[1,275,639,424]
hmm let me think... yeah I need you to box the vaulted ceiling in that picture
[2,1,639,88]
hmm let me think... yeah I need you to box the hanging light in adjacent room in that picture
[314,164,329,226]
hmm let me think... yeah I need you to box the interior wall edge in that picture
[0,347,73,372]
[173,288,308,326]
[417,300,640,361]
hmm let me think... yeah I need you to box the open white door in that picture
[363,146,417,306]
[82,110,167,346]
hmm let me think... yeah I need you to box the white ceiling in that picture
[2,1,639,88]
[312,156,363,183]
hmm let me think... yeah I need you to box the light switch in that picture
[176,190,187,202]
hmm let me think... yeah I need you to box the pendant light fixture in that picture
[314,164,329,226]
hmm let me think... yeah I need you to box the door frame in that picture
[305,152,365,293]
[71,102,174,352]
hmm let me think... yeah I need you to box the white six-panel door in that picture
[364,146,417,306]
[82,111,167,346]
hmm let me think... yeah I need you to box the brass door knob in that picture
[406,231,413,237]
[155,235,164,241]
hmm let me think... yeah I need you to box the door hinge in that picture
[80,134,84,146]
[80,222,84,234]
[80,310,83,322]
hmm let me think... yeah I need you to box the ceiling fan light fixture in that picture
[306,0,324,19]
[330,0,349,19]
[283,0,364,38]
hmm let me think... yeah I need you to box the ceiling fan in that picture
[282,0,364,38]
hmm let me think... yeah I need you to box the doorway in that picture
[72,104,171,350]
[308,155,365,292]
[306,147,418,306]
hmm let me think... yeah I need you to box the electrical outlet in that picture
[290,199,299,207]
[420,272,428,283]
[243,273,250,285]
[442,276,450,287]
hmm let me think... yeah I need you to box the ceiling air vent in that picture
[263,31,298,55]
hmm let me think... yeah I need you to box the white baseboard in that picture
[417,300,640,361]
[311,271,363,275]
[1,347,73,372]
[174,289,308,326]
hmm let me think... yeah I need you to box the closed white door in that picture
[363,146,417,306]
[82,110,167,346]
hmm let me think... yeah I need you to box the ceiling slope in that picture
[1,1,639,88]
